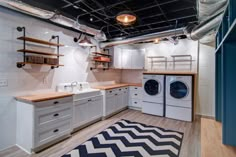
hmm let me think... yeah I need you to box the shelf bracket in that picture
[16,62,25,68]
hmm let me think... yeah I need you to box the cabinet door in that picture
[73,98,90,128]
[113,47,122,68]
[131,49,145,69]
[89,96,103,120]
[106,95,116,115]
[122,49,132,69]
[123,89,129,108]
[115,92,123,111]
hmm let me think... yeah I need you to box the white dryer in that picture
[142,75,164,116]
[165,75,193,121]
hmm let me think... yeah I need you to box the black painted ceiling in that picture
[21,0,198,40]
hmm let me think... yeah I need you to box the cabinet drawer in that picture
[106,89,116,97]
[130,91,142,99]
[130,99,142,108]
[35,104,72,126]
[35,118,71,147]
[34,96,73,108]
[129,86,142,91]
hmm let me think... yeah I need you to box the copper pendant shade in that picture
[116,11,137,26]
[78,36,93,47]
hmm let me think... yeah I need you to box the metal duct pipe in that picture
[0,0,106,41]
[184,0,227,40]
[100,28,184,48]
[184,12,224,40]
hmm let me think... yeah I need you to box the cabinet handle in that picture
[53,129,59,133]
[88,99,92,102]
[119,89,121,91]
[134,102,137,104]
[135,94,138,96]
[54,101,59,104]
[115,94,118,96]
[109,91,112,93]
[135,88,138,89]
[54,113,59,117]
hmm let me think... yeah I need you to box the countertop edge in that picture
[15,92,73,103]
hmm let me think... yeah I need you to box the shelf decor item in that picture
[16,26,64,69]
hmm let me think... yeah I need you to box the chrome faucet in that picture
[71,81,78,92]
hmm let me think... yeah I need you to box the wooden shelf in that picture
[17,62,64,67]
[17,49,64,57]
[17,37,64,47]
[92,52,111,56]
[92,59,111,63]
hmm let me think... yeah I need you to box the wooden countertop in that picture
[94,83,142,90]
[143,71,197,75]
[15,92,73,103]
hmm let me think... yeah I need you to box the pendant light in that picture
[116,11,137,26]
[78,35,94,47]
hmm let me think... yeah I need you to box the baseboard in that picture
[128,106,141,111]
[196,113,215,119]
[0,144,17,152]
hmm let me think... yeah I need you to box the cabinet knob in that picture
[134,102,137,104]
[115,94,118,96]
[88,99,92,102]
[135,88,138,89]
[54,101,59,104]
[53,129,59,133]
[135,94,138,96]
[54,113,59,117]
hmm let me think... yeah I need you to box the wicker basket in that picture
[44,57,59,65]
[25,55,44,64]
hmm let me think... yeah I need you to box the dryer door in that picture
[170,81,188,99]
[144,79,160,96]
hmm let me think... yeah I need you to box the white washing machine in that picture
[142,74,164,116]
[165,75,193,121]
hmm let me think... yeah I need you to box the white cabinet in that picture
[112,47,145,69]
[102,87,128,118]
[129,86,142,110]
[16,96,73,153]
[73,95,103,130]
[113,47,122,68]
[131,49,145,69]
[122,87,129,108]
[122,49,132,69]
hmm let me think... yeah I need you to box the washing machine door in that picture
[144,79,160,96]
[170,81,188,99]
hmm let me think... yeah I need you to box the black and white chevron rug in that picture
[62,119,184,157]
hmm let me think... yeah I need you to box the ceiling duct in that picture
[0,0,106,41]
[184,0,227,41]
[0,0,54,19]
[100,28,184,48]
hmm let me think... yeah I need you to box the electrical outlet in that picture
[0,79,8,87]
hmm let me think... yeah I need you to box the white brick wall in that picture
[0,7,121,150]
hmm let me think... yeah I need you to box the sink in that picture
[56,82,101,101]
[73,89,101,101]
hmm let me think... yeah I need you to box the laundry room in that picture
[0,0,235,157]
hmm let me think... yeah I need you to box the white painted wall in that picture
[120,39,198,83]
[0,7,121,150]
[198,43,215,117]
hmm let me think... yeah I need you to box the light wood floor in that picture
[0,109,200,157]
[201,118,236,157]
